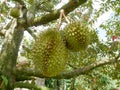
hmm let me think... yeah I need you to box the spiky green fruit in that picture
[10,7,20,18]
[63,21,90,52]
[30,29,68,77]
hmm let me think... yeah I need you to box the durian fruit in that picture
[30,29,68,77]
[10,7,20,18]
[63,21,90,52]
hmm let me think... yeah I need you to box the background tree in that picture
[0,0,120,90]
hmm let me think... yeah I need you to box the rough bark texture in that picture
[16,56,120,79]
[0,19,24,89]
[29,0,87,27]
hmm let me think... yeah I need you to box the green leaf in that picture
[1,75,8,86]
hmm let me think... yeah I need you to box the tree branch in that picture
[16,75,34,81]
[31,0,87,27]
[16,56,120,79]
[0,30,6,37]
[26,28,37,39]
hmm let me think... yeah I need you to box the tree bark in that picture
[16,55,120,79]
[0,19,24,89]
[20,0,88,27]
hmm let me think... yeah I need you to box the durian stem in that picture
[57,10,63,31]
[61,10,70,23]
[57,9,70,30]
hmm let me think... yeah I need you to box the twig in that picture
[26,28,37,39]
[61,9,70,23]
[57,9,70,30]
[57,10,63,30]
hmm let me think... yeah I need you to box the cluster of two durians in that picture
[30,21,91,77]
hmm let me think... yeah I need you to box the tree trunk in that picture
[0,19,24,90]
